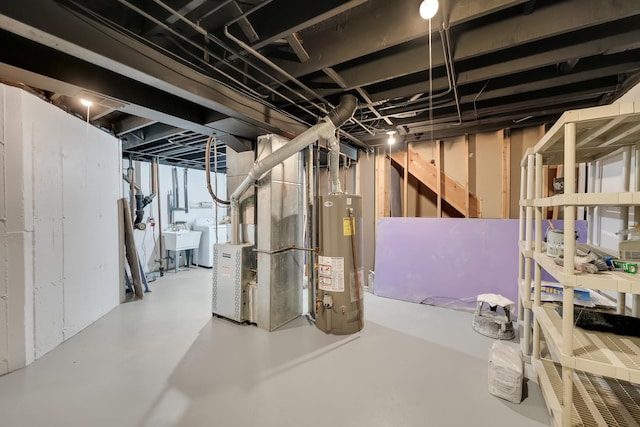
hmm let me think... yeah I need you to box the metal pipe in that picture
[155,158,165,276]
[183,167,189,214]
[68,0,312,131]
[122,173,142,193]
[313,142,320,311]
[225,0,275,26]
[128,157,135,222]
[168,192,174,225]
[214,139,220,243]
[172,167,179,210]
[444,25,462,125]
[252,246,315,255]
[328,134,343,194]
[223,26,373,138]
[306,145,316,319]
[354,87,392,126]
[393,29,453,109]
[229,95,357,244]
[205,136,231,205]
[116,0,268,99]
[143,0,333,122]
[198,0,233,22]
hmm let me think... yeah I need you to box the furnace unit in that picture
[212,243,255,323]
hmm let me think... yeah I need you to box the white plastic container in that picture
[546,229,564,257]
[488,341,523,404]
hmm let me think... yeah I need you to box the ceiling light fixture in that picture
[419,0,439,20]
[80,99,93,134]
[422,0,437,173]
[387,130,396,145]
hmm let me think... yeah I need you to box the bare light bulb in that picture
[80,99,93,107]
[387,130,396,145]
[419,0,439,20]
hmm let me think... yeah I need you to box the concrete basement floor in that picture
[0,268,551,427]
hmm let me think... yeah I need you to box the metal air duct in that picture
[228,95,357,244]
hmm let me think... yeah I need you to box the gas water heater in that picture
[315,193,364,334]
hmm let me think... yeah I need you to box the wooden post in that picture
[464,134,470,218]
[502,129,511,218]
[436,140,442,218]
[404,142,409,217]
[375,147,389,218]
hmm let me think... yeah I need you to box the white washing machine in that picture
[193,218,228,267]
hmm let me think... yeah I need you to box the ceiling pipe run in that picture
[223,25,374,144]
[228,95,357,244]
[145,0,342,127]
[557,58,580,75]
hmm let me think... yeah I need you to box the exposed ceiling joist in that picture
[1,0,638,164]
[0,0,307,137]
[270,0,528,79]
[230,0,259,43]
[310,13,640,99]
[285,33,310,63]
[115,116,156,136]
[236,0,369,50]
[455,0,640,60]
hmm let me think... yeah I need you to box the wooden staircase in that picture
[391,147,481,218]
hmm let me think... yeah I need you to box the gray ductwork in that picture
[327,95,357,128]
[229,94,357,244]
[327,133,343,194]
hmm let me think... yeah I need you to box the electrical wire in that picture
[474,80,491,121]
[429,17,434,147]
[420,296,477,311]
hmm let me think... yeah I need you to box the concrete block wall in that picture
[0,84,121,375]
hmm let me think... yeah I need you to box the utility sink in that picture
[163,230,202,251]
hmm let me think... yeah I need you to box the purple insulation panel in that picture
[373,218,587,312]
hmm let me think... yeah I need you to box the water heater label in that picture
[343,217,354,236]
[324,201,333,208]
[318,256,345,292]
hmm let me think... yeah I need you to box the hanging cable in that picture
[205,136,230,205]
[429,17,434,148]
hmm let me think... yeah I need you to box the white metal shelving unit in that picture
[518,101,640,427]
